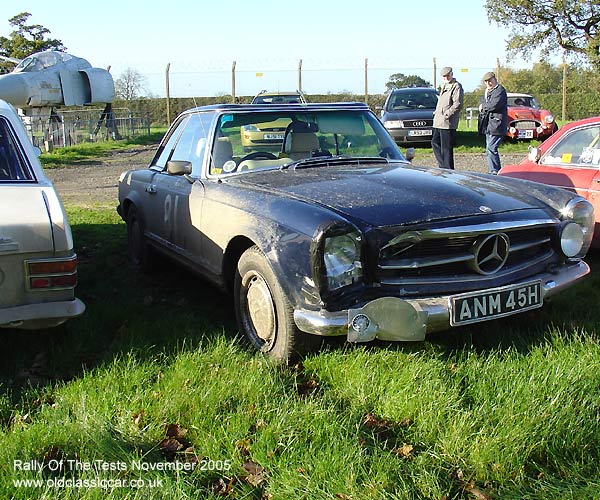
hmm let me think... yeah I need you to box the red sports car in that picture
[506,93,558,141]
[499,116,600,244]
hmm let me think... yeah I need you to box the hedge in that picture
[119,91,599,127]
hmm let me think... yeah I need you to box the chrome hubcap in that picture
[246,273,276,345]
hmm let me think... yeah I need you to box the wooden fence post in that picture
[232,61,236,103]
[165,63,171,126]
[364,58,368,104]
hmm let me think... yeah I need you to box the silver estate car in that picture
[0,99,84,329]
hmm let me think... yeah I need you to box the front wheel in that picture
[234,246,315,363]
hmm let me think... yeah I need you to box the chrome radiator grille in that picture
[512,120,539,129]
[377,220,556,286]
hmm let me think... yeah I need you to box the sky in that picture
[0,0,540,97]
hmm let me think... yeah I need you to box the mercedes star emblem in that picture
[471,233,510,275]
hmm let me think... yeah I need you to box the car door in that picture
[528,124,600,202]
[145,112,213,265]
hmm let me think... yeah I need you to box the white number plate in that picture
[408,129,432,136]
[518,129,534,139]
[450,280,543,326]
[264,133,284,140]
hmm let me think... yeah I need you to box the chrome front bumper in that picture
[293,261,590,342]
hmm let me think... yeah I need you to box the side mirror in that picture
[405,147,415,162]
[167,160,192,176]
[527,146,541,163]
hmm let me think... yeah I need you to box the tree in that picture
[115,68,147,101]
[385,73,431,92]
[0,12,66,60]
[491,61,564,94]
[485,0,600,69]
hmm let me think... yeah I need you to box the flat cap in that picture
[482,71,496,81]
[440,66,453,76]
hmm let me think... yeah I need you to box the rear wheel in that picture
[235,246,315,363]
[126,205,153,271]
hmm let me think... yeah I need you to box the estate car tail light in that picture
[26,256,78,290]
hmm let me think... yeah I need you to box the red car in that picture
[499,116,600,244]
[506,93,558,141]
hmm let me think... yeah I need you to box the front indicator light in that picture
[351,314,371,333]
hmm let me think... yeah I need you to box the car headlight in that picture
[323,232,363,290]
[544,114,555,124]
[384,120,404,129]
[559,197,594,258]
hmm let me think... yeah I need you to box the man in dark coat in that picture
[478,72,508,174]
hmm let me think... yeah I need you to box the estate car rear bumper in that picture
[293,260,589,342]
[0,298,86,330]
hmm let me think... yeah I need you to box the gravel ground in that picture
[44,147,526,205]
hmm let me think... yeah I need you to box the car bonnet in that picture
[230,164,554,227]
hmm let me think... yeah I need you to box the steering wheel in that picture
[240,151,278,162]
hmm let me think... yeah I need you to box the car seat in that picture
[281,122,319,160]
[211,137,233,169]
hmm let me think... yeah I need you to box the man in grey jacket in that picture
[432,67,464,169]
[478,71,508,174]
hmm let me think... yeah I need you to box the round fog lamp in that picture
[351,314,371,333]
[560,222,584,257]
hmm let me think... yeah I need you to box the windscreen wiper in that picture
[281,156,389,170]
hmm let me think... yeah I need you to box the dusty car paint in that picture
[0,99,84,329]
[118,103,592,362]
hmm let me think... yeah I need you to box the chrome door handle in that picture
[145,185,157,194]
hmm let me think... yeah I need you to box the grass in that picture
[37,122,540,170]
[39,129,166,168]
[1,203,599,499]
[406,121,549,156]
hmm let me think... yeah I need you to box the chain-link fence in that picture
[20,107,151,150]
[145,63,498,99]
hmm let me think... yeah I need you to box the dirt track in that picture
[44,147,526,205]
